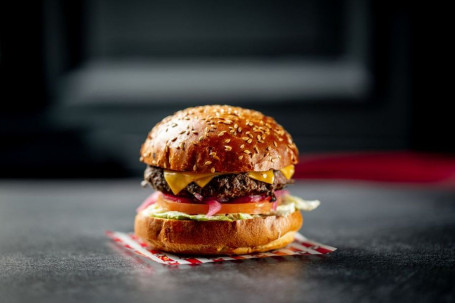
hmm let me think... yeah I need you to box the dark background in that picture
[0,0,449,178]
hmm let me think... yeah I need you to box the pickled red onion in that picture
[230,195,271,204]
[205,199,222,216]
[272,201,278,211]
[275,190,289,197]
[193,192,204,201]
[162,193,194,204]
[162,191,287,205]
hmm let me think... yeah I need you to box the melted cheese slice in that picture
[163,165,294,195]
[279,165,295,180]
[163,171,218,195]
[247,170,275,184]
[247,165,294,184]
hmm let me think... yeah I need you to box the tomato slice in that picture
[157,194,280,215]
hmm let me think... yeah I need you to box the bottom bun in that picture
[134,211,303,255]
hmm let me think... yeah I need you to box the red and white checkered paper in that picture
[106,231,336,265]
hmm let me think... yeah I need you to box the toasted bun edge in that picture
[134,210,303,255]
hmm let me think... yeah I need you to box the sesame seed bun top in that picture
[140,105,299,173]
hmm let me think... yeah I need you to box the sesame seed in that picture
[240,144,245,149]
[244,150,251,154]
[218,131,226,137]
[257,135,261,141]
[171,123,178,127]
[224,145,232,151]
[237,127,242,132]
[171,137,177,142]
[213,155,220,160]
[205,161,212,166]
[262,173,267,178]
[193,164,197,171]
[210,167,216,173]
[254,146,259,154]
[192,131,199,135]
[234,123,238,129]
[225,139,231,143]
[179,130,185,135]
[238,155,244,160]
[273,141,278,147]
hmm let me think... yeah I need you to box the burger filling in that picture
[139,165,318,221]
[143,166,292,201]
[139,192,319,222]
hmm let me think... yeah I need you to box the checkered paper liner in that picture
[106,231,336,265]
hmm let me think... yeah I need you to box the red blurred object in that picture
[294,151,455,187]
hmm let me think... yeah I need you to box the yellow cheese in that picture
[163,166,294,195]
[163,171,217,195]
[280,165,295,180]
[247,170,275,184]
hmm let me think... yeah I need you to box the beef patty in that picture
[143,166,291,201]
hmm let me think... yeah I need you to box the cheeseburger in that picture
[135,105,319,255]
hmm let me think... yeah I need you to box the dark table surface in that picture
[1,180,454,303]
